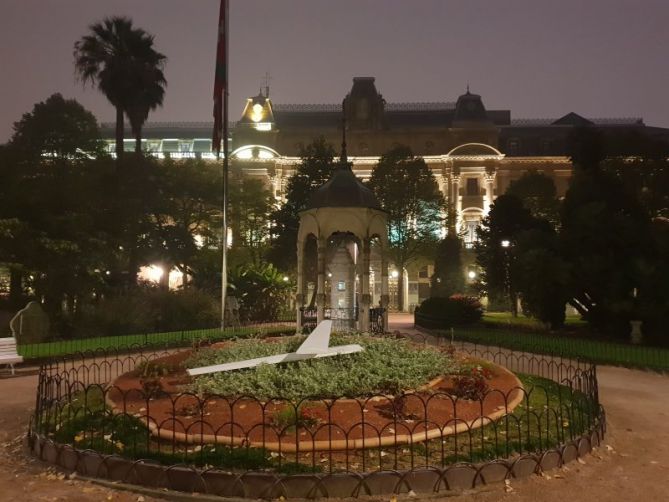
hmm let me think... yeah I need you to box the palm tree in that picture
[73,16,166,158]
[126,62,166,154]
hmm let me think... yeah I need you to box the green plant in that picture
[415,295,483,328]
[271,404,321,432]
[187,334,457,400]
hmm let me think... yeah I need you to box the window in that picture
[507,138,520,155]
[466,178,480,196]
[337,281,346,291]
[418,266,429,279]
[192,139,212,153]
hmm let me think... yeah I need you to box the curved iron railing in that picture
[29,336,604,497]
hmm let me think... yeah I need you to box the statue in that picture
[9,301,50,344]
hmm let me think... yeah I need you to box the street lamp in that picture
[500,239,516,316]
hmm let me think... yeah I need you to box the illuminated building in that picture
[101,77,669,309]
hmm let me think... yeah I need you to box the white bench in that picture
[0,337,23,375]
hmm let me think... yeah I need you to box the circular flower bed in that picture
[106,335,524,452]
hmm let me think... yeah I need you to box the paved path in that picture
[0,316,666,501]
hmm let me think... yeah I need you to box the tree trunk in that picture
[397,267,405,312]
[115,106,124,158]
[134,124,142,154]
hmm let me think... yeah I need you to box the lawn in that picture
[438,325,669,371]
[16,324,294,360]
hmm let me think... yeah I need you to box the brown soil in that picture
[107,348,522,451]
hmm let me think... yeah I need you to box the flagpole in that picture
[213,0,230,330]
[221,0,229,330]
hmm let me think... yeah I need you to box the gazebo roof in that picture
[307,164,381,210]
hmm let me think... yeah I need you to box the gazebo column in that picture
[296,239,304,333]
[359,238,371,332]
[316,236,327,323]
[381,253,389,332]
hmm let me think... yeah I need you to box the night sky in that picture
[1,0,668,142]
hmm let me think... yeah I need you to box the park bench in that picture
[0,337,23,375]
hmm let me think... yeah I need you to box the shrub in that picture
[415,295,483,329]
[229,263,291,323]
[76,286,220,337]
[451,365,493,400]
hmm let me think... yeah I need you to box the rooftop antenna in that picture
[466,82,470,94]
[262,71,271,97]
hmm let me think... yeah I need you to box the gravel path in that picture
[0,316,666,501]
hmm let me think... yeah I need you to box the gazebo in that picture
[296,135,389,333]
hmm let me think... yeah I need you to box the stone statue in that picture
[9,301,50,344]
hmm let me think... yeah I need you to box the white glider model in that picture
[187,320,363,376]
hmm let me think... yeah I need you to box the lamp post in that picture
[500,239,517,317]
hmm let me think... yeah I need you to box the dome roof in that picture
[453,89,491,124]
[307,165,381,210]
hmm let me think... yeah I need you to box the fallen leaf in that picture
[504,479,514,493]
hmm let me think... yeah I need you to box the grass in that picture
[482,312,588,330]
[186,334,456,400]
[437,325,669,371]
[41,374,595,474]
[368,373,597,470]
[16,324,294,360]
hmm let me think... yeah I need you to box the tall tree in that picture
[560,148,652,333]
[514,220,569,329]
[74,16,166,158]
[267,137,336,271]
[506,169,560,225]
[475,194,536,316]
[10,93,104,160]
[125,59,167,153]
[431,234,465,298]
[228,167,274,264]
[368,146,445,311]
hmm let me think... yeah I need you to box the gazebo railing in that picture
[299,307,385,333]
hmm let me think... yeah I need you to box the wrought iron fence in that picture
[30,338,603,494]
[15,319,296,362]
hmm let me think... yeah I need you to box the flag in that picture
[212,0,228,156]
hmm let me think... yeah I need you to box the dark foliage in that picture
[415,295,483,328]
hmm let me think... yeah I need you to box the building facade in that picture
[101,77,669,310]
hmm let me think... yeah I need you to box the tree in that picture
[368,146,445,311]
[2,98,111,315]
[431,234,465,298]
[506,169,560,225]
[74,16,166,158]
[150,158,221,287]
[228,168,274,264]
[125,58,167,153]
[514,221,569,329]
[475,194,536,316]
[268,137,336,271]
[9,93,104,160]
[560,128,653,334]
